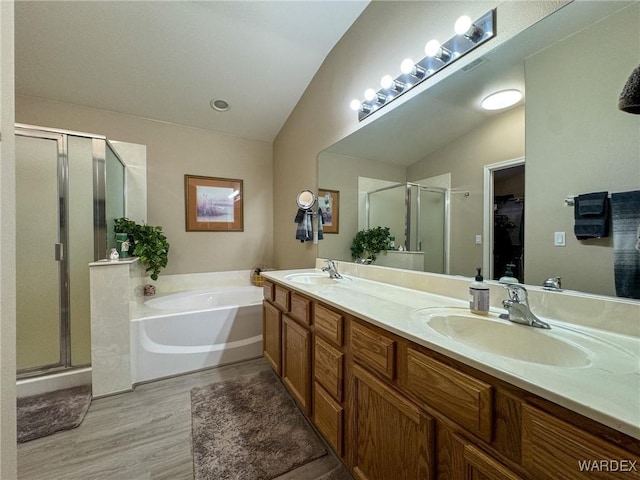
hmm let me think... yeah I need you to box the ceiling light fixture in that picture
[481,89,523,110]
[350,9,496,121]
[210,99,230,112]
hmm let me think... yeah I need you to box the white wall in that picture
[0,0,17,476]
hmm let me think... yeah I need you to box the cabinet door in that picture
[351,364,434,480]
[283,315,312,415]
[449,433,523,480]
[522,405,640,480]
[263,301,282,375]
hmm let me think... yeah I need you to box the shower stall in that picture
[366,182,448,273]
[15,124,126,378]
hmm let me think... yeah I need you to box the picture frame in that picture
[318,189,339,234]
[184,175,243,232]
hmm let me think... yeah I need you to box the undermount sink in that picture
[414,307,591,367]
[284,273,340,285]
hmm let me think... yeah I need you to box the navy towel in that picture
[611,191,640,300]
[574,192,610,240]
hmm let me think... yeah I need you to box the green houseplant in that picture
[114,217,170,280]
[350,226,392,263]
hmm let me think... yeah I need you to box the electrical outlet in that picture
[554,231,566,247]
[475,234,482,245]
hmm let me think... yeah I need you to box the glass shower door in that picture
[15,131,69,374]
[419,188,446,274]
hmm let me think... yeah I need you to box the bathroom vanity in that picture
[262,264,640,480]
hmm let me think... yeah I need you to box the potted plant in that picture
[114,217,170,281]
[350,226,392,263]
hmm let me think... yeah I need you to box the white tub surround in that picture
[264,262,640,440]
[130,286,263,384]
[89,257,144,398]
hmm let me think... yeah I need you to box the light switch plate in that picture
[475,234,482,245]
[554,231,566,246]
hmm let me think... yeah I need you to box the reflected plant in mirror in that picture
[350,226,392,263]
[318,1,640,299]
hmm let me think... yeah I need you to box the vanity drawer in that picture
[351,320,396,381]
[290,293,311,326]
[405,347,493,442]
[522,405,640,480]
[274,284,290,312]
[314,382,344,456]
[314,336,344,402]
[314,304,343,346]
[263,280,274,301]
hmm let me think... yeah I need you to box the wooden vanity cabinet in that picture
[263,280,640,480]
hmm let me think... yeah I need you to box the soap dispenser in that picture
[470,267,489,315]
[498,263,519,284]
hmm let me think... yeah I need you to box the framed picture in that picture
[318,189,339,234]
[184,175,243,231]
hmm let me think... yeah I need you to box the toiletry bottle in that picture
[470,267,489,315]
[498,263,519,284]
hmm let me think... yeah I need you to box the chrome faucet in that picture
[501,284,550,329]
[542,276,562,291]
[322,260,343,279]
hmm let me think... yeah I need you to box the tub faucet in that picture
[322,260,343,279]
[501,284,550,329]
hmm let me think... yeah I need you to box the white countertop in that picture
[262,268,640,440]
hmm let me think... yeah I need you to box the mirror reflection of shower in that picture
[360,179,449,273]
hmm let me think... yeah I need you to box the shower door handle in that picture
[54,243,64,261]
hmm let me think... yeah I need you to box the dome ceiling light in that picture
[481,89,523,111]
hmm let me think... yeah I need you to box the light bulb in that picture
[424,39,442,57]
[454,15,472,35]
[380,75,394,90]
[481,89,523,110]
[400,58,415,75]
[364,88,377,102]
[350,99,362,111]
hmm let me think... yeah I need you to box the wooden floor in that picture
[18,358,349,480]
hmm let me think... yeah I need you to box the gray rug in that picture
[17,385,92,443]
[191,369,328,480]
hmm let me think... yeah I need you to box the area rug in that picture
[191,369,327,480]
[17,385,92,443]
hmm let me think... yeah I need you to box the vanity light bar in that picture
[351,9,496,121]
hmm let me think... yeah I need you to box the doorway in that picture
[483,158,525,282]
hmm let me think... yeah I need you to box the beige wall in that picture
[525,4,640,296]
[16,95,274,276]
[273,1,565,270]
[0,0,17,476]
[318,152,405,262]
[408,106,525,276]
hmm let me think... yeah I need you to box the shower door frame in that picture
[15,124,126,378]
[366,182,450,273]
[15,127,71,377]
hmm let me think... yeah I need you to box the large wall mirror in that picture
[318,1,640,299]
